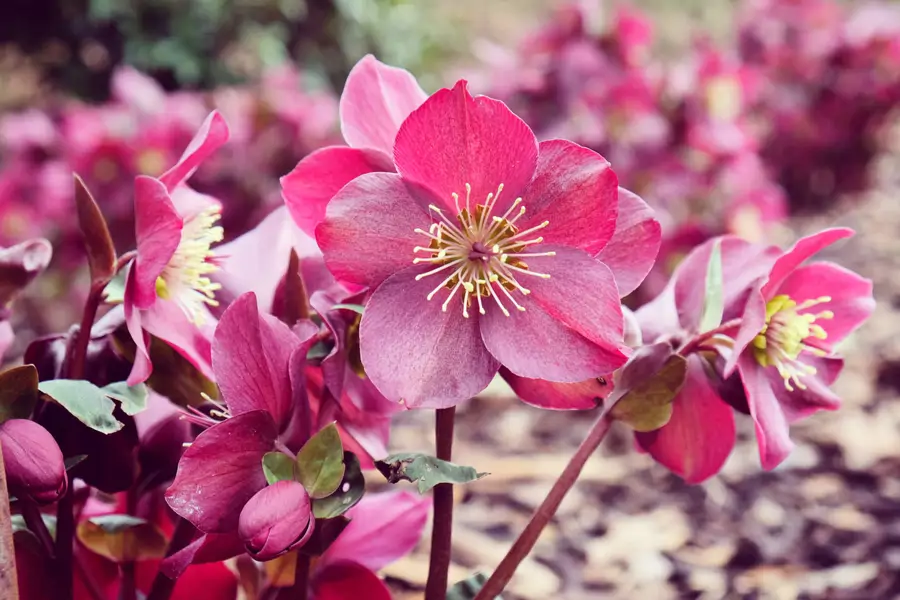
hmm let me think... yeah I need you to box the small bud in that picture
[238,480,314,561]
[0,419,67,504]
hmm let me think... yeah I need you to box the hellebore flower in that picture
[0,238,53,361]
[634,229,873,481]
[314,79,660,408]
[165,291,317,535]
[238,480,315,561]
[123,111,230,385]
[0,419,67,504]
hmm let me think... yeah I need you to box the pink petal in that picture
[722,282,767,378]
[160,532,245,579]
[737,354,793,470]
[359,266,498,408]
[339,55,428,155]
[212,292,301,431]
[393,81,538,215]
[159,111,230,191]
[317,172,432,289]
[168,186,220,221]
[312,561,391,600]
[111,66,166,113]
[761,228,854,298]
[501,368,612,410]
[320,490,429,571]
[508,245,627,355]
[281,146,394,237]
[517,139,618,255]
[635,355,735,483]
[131,176,182,310]
[165,410,276,532]
[774,262,874,351]
[634,284,680,344]
[594,188,662,297]
[124,270,154,385]
[139,297,216,382]
[216,206,321,313]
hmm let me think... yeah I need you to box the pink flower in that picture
[0,419,67,504]
[635,229,873,481]
[123,111,230,385]
[238,481,315,561]
[296,68,658,408]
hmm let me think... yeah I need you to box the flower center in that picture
[751,294,833,391]
[155,205,224,324]
[412,183,554,318]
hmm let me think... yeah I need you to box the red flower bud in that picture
[0,419,67,504]
[238,480,314,561]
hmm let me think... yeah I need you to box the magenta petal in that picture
[317,172,432,289]
[0,419,67,504]
[634,284,681,344]
[139,297,215,382]
[281,146,394,237]
[723,283,767,378]
[160,532,245,579]
[774,262,874,350]
[312,561,391,600]
[212,292,300,430]
[512,245,627,355]
[320,490,429,571]
[132,176,182,309]
[159,110,230,191]
[594,188,662,297]
[501,368,611,410]
[238,480,313,561]
[165,410,276,532]
[359,266,498,408]
[737,354,793,470]
[635,355,735,484]
[394,80,539,215]
[762,228,854,298]
[168,185,220,220]
[340,55,428,155]
[124,270,153,385]
[517,139,618,255]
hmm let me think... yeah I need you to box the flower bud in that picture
[238,480,314,561]
[0,419,67,504]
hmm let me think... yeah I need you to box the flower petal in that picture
[768,357,842,425]
[0,419,67,504]
[212,292,300,430]
[635,355,735,483]
[320,490,429,571]
[517,139,618,255]
[723,282,767,378]
[317,172,432,289]
[594,188,662,297]
[281,146,394,237]
[340,55,428,155]
[139,297,215,382]
[501,369,611,410]
[394,80,538,215]
[160,532,245,579]
[124,273,154,385]
[131,176,182,310]
[312,561,391,600]
[737,353,793,470]
[774,262,874,351]
[159,111,229,191]
[761,228,854,298]
[165,410,276,532]
[359,266,498,408]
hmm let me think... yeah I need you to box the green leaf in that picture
[262,452,298,485]
[38,380,123,434]
[0,364,39,424]
[77,515,167,562]
[296,423,345,499]
[609,344,688,432]
[447,572,501,600]
[375,452,487,494]
[312,452,364,519]
[102,268,128,304]
[699,239,724,333]
[101,382,148,416]
[330,303,364,315]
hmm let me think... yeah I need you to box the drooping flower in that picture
[634,229,873,481]
[0,419,67,504]
[238,480,314,561]
[123,111,230,385]
[311,78,658,408]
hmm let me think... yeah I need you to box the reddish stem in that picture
[20,501,54,559]
[146,517,197,600]
[0,439,19,600]
[119,562,137,600]
[474,412,614,600]
[280,552,311,600]
[424,406,456,600]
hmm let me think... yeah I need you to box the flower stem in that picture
[147,517,197,600]
[474,412,614,600]
[20,501,54,559]
[0,439,19,600]
[425,406,456,600]
[119,562,137,600]
[283,552,311,600]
